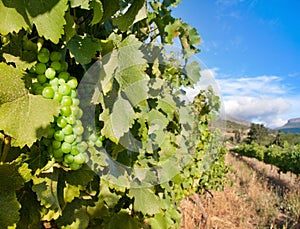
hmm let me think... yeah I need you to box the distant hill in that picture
[224,115,251,127]
[278,118,300,133]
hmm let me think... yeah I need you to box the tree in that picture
[246,123,269,145]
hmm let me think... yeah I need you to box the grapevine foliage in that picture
[0,0,228,228]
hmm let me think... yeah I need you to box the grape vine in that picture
[0,0,228,228]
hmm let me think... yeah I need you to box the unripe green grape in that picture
[37,74,47,84]
[67,78,78,89]
[74,153,85,164]
[52,140,61,149]
[49,78,59,86]
[60,105,71,116]
[62,124,73,135]
[64,134,76,144]
[60,61,68,72]
[23,39,37,51]
[72,98,80,106]
[54,130,65,141]
[35,63,47,74]
[75,135,82,143]
[70,90,77,98]
[42,87,55,99]
[69,162,81,170]
[61,142,72,153]
[45,67,56,79]
[53,149,64,158]
[64,154,74,163]
[95,139,103,147]
[43,138,51,147]
[53,92,63,102]
[59,84,71,95]
[50,61,61,71]
[40,47,50,55]
[61,96,73,106]
[38,52,49,63]
[73,125,84,136]
[57,116,68,128]
[58,72,70,82]
[50,51,62,61]
[47,127,55,138]
[89,133,98,143]
[71,147,80,156]
[77,142,88,153]
[66,115,76,124]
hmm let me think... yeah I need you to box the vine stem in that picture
[0,136,11,162]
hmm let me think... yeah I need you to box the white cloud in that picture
[191,68,299,128]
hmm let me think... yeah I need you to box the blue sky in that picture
[172,0,300,127]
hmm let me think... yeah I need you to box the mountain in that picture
[224,115,251,127]
[277,118,300,133]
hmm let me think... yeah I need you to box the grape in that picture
[58,72,70,82]
[62,124,73,135]
[74,153,85,164]
[60,105,71,116]
[51,61,62,71]
[59,84,71,95]
[35,63,47,74]
[67,78,78,89]
[64,154,74,163]
[32,45,90,170]
[66,115,76,125]
[54,130,65,141]
[61,96,73,106]
[52,140,62,149]
[42,87,55,99]
[64,134,76,144]
[37,74,47,84]
[53,92,63,102]
[38,52,49,63]
[57,116,68,128]
[45,68,56,79]
[69,162,81,170]
[50,51,62,61]
[60,61,68,72]
[53,149,64,158]
[95,139,103,147]
[71,147,80,156]
[61,142,72,153]
[40,47,50,55]
[73,125,84,135]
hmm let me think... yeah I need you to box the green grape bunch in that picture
[29,45,103,170]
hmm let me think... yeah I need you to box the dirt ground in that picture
[180,152,300,229]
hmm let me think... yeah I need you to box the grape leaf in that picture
[128,188,161,215]
[100,96,136,143]
[0,94,59,147]
[148,213,168,229]
[0,57,59,149]
[0,163,25,229]
[70,0,90,9]
[164,19,182,44]
[0,63,26,105]
[113,0,146,32]
[67,34,101,65]
[17,190,42,229]
[104,212,140,229]
[27,0,68,44]
[64,11,77,43]
[56,199,89,229]
[90,0,103,25]
[32,169,61,212]
[0,0,29,35]
[0,192,21,229]
[101,0,120,23]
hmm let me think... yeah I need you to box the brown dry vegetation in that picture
[181,152,300,229]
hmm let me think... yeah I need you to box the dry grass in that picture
[180,152,300,229]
